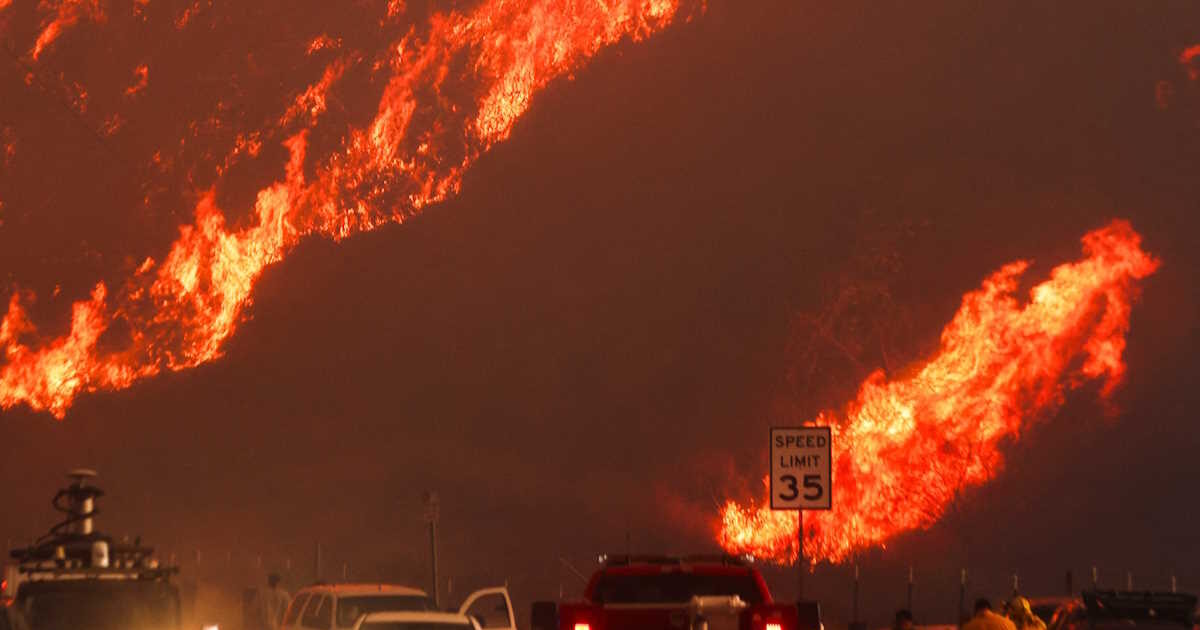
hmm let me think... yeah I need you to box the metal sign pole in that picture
[797,510,805,600]
[769,425,831,605]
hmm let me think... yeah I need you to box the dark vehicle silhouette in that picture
[1048,591,1196,630]
[7,470,181,630]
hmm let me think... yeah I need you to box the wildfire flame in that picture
[717,220,1159,565]
[30,0,105,60]
[0,0,688,418]
[1180,44,1200,81]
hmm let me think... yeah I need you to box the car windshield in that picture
[18,582,180,630]
[337,595,434,627]
[592,572,763,604]
[360,619,472,624]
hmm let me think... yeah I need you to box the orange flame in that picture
[1,126,14,166]
[173,0,212,31]
[0,0,688,418]
[31,0,105,60]
[123,64,149,98]
[1180,44,1200,81]
[717,220,1159,565]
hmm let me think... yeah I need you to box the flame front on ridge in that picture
[717,220,1159,565]
[0,0,687,417]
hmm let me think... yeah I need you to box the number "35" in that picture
[778,474,823,501]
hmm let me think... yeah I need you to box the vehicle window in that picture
[357,619,470,624]
[299,594,322,626]
[462,593,512,629]
[593,573,764,605]
[314,595,334,629]
[336,595,433,627]
[285,593,311,626]
[302,594,330,629]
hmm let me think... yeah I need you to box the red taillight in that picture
[765,624,783,630]
[573,624,591,630]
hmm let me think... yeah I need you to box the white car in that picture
[351,611,480,630]
[352,588,516,630]
[282,584,514,630]
[281,584,433,630]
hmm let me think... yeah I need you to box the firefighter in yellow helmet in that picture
[1006,596,1047,630]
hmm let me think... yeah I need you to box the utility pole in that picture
[314,542,322,582]
[423,491,441,608]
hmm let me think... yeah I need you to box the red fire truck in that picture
[531,554,816,630]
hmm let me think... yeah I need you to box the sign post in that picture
[770,426,833,600]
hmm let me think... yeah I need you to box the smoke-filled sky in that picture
[3,0,1200,626]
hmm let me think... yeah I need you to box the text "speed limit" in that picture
[769,426,832,510]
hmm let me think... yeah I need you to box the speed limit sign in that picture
[770,426,832,510]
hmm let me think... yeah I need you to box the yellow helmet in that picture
[1008,596,1033,617]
